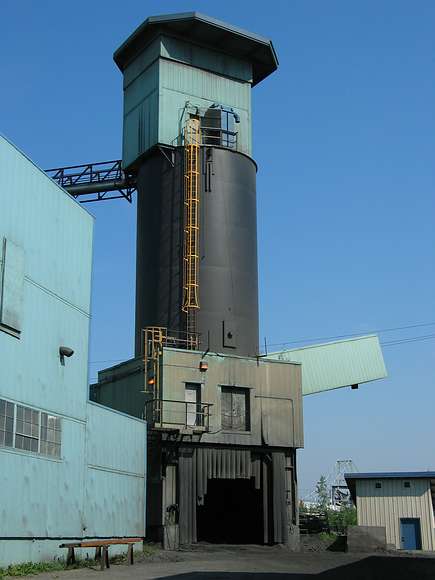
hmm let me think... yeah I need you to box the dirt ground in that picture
[13,544,435,580]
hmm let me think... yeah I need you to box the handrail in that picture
[145,398,213,431]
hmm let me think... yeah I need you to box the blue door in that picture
[400,518,422,550]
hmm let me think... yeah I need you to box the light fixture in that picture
[59,346,74,366]
[199,361,208,372]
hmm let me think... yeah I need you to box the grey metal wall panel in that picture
[92,357,145,419]
[162,349,303,449]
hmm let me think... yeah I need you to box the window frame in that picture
[0,398,62,459]
[185,383,203,427]
[220,385,251,432]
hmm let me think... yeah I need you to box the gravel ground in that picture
[10,544,435,580]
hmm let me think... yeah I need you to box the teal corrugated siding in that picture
[269,335,387,396]
[0,137,147,566]
[160,36,252,82]
[121,35,253,167]
[123,60,159,167]
[84,403,146,537]
[159,58,251,153]
[0,136,93,420]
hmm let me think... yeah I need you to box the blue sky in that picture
[2,0,434,497]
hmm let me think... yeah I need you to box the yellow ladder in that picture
[143,326,167,401]
[182,118,201,349]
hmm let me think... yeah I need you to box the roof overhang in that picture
[114,12,278,86]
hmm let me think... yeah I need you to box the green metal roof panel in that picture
[269,335,387,396]
[114,12,278,86]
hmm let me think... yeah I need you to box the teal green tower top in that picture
[114,12,278,170]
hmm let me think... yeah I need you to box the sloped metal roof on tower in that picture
[269,335,387,396]
[114,12,279,85]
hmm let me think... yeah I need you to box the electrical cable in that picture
[266,321,435,349]
[88,321,435,367]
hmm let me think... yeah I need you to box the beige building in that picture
[346,472,435,551]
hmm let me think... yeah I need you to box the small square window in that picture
[221,386,250,431]
[404,481,411,488]
[375,482,382,489]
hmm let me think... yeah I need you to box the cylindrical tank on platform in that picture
[135,146,259,357]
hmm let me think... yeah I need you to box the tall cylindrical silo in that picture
[135,146,258,357]
[113,13,278,358]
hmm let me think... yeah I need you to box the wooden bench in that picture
[59,538,143,571]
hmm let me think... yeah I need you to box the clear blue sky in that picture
[2,0,434,497]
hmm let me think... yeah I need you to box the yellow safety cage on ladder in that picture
[182,117,201,349]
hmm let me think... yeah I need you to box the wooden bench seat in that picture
[59,538,143,570]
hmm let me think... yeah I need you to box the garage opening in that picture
[197,478,263,544]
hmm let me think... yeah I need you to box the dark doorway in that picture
[197,478,263,544]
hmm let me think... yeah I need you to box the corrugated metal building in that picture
[346,472,435,551]
[92,348,303,548]
[0,136,147,567]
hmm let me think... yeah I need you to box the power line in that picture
[267,321,435,349]
[87,321,435,367]
[381,334,435,347]
[89,357,131,365]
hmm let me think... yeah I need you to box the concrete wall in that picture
[356,478,435,550]
[0,137,147,567]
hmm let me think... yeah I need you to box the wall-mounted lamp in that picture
[59,346,74,366]
[199,361,208,372]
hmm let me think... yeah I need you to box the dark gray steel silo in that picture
[113,13,278,358]
[135,146,259,358]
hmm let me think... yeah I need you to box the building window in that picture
[0,399,14,447]
[0,238,25,336]
[404,481,411,488]
[221,386,250,431]
[185,383,202,427]
[15,405,39,452]
[375,482,382,489]
[0,399,61,458]
[40,413,62,457]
